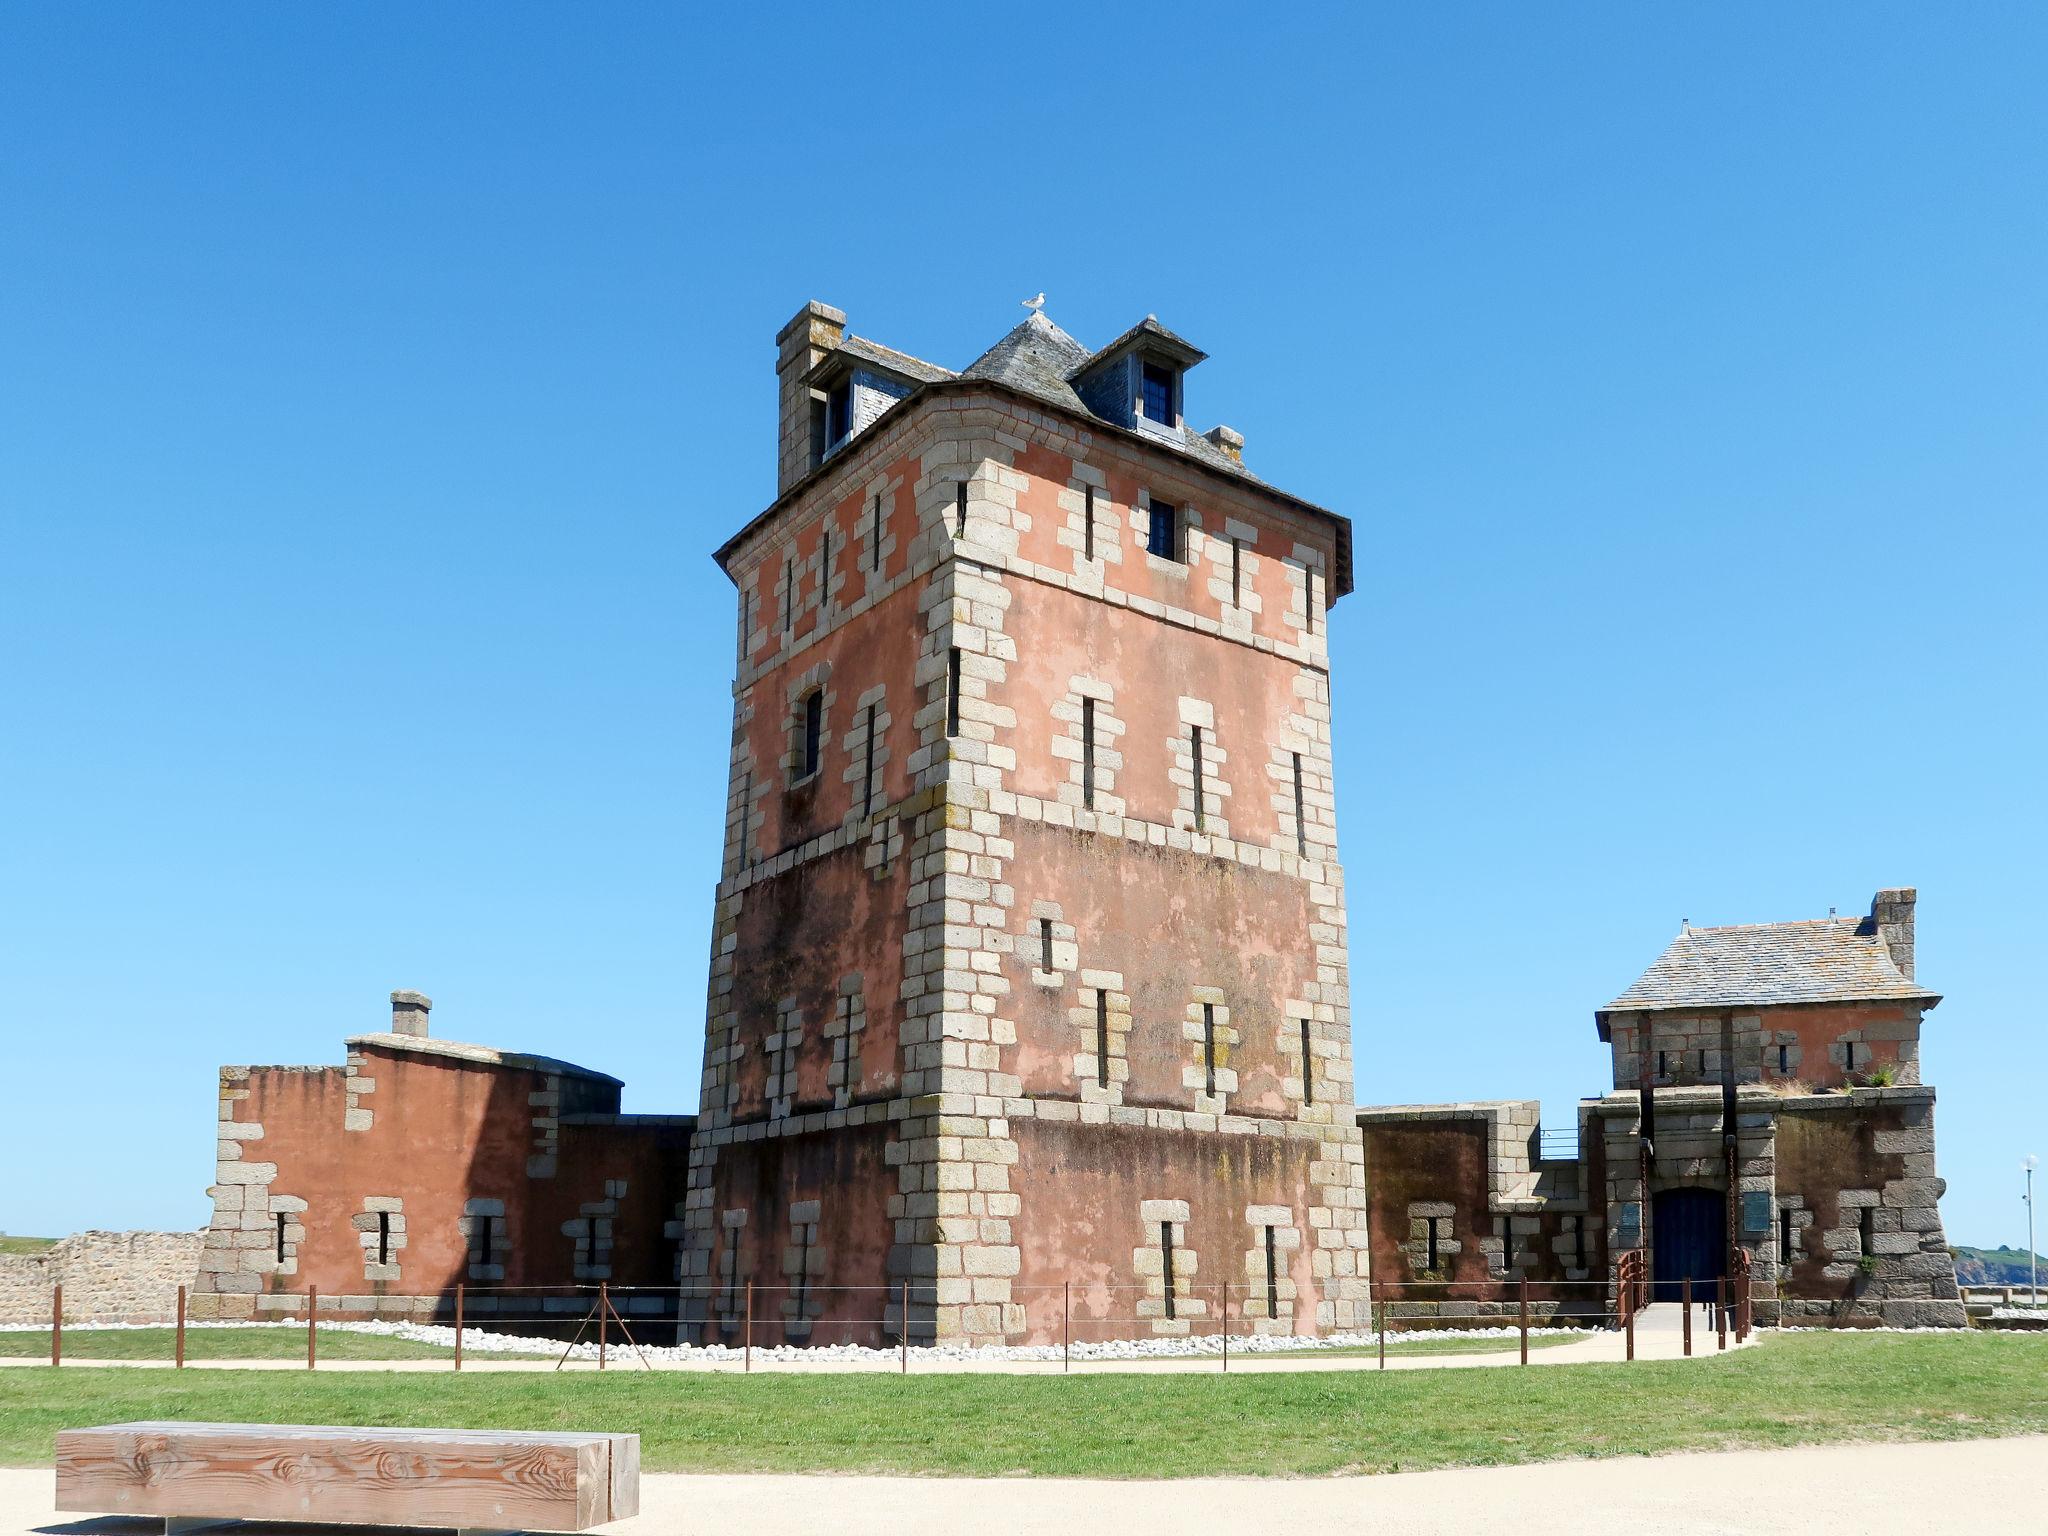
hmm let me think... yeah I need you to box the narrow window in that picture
[1657,1049,1668,1079]
[861,703,877,816]
[766,1021,785,1107]
[739,588,752,657]
[1263,1225,1279,1319]
[1084,485,1096,561]
[1147,499,1179,560]
[376,1211,391,1267]
[1095,991,1110,1089]
[276,1212,288,1265]
[1291,752,1307,857]
[738,768,752,864]
[1305,566,1318,633]
[843,994,862,1094]
[1160,1222,1177,1320]
[945,648,962,738]
[1231,537,1242,606]
[1777,1043,1789,1074]
[1080,698,1097,809]
[1039,917,1054,972]
[781,558,794,634]
[472,1214,493,1267]
[1844,1041,1858,1073]
[793,1222,811,1320]
[869,494,882,571]
[800,690,823,779]
[1202,1002,1217,1096]
[1779,1204,1794,1264]
[1299,1019,1314,1106]
[1858,1206,1875,1259]
[1190,725,1206,830]
[819,526,832,607]
[1425,1217,1440,1270]
[1697,1048,1707,1076]
[955,481,967,538]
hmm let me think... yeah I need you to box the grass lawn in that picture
[0,1328,546,1363]
[0,1333,2041,1477]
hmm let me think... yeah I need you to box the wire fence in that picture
[22,1265,1757,1373]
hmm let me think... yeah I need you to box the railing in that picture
[20,1265,1755,1373]
[1536,1127,1581,1161]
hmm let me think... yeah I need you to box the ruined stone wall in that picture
[0,1231,204,1324]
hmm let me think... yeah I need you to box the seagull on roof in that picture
[1021,292,1046,312]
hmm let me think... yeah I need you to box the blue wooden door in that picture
[1652,1187,1726,1303]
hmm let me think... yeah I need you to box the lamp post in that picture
[2026,1156,2039,1308]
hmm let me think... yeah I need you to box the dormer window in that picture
[824,380,853,454]
[1141,361,1178,426]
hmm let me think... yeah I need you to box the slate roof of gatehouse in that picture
[1597,916,1940,1025]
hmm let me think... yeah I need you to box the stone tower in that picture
[675,301,1368,1345]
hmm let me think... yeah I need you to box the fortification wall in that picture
[0,1231,202,1323]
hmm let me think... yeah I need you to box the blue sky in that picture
[2,5,2042,1251]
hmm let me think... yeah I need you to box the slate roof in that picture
[720,305,1353,594]
[1597,916,1939,1026]
[959,311,1094,412]
[819,335,956,386]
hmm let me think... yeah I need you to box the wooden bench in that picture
[56,1422,639,1534]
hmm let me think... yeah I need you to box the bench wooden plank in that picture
[55,1423,636,1532]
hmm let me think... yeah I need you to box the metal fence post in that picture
[1682,1276,1692,1356]
[598,1283,608,1371]
[454,1283,465,1372]
[1062,1280,1070,1373]
[175,1284,186,1369]
[51,1285,61,1368]
[1625,1284,1635,1361]
[1376,1279,1386,1371]
[744,1281,752,1374]
[900,1280,909,1375]
[1221,1283,1229,1373]
[307,1287,318,1370]
[1518,1277,1530,1365]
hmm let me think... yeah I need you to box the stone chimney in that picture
[1870,889,1916,979]
[776,300,847,496]
[390,989,432,1038]
[1203,424,1245,465]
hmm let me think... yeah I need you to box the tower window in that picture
[1299,1018,1314,1106]
[376,1211,391,1267]
[1141,361,1176,424]
[1263,1225,1279,1319]
[1202,1002,1217,1096]
[782,559,794,634]
[1291,752,1307,857]
[1189,725,1206,831]
[800,690,824,779]
[1425,1216,1441,1270]
[1779,1203,1794,1264]
[955,481,968,538]
[1039,917,1054,972]
[1859,1206,1875,1259]
[1084,485,1097,560]
[1080,698,1097,809]
[1095,991,1110,1089]
[275,1212,288,1265]
[1778,1043,1790,1074]
[471,1214,494,1267]
[946,648,962,738]
[869,494,882,570]
[1147,500,1180,561]
[1231,537,1243,606]
[861,703,878,816]
[1305,566,1318,633]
